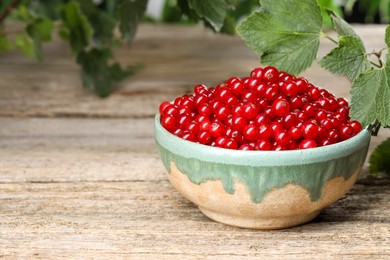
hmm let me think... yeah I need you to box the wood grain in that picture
[1,182,389,259]
[0,24,389,258]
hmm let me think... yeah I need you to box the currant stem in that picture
[321,31,338,44]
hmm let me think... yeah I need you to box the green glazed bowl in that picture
[155,114,371,229]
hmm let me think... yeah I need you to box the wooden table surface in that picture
[1,24,389,259]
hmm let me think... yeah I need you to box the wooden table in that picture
[1,24,389,259]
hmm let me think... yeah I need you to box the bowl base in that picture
[198,206,321,230]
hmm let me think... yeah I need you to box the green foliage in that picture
[77,48,135,97]
[319,36,371,81]
[369,137,390,176]
[236,0,390,177]
[350,26,390,129]
[187,0,228,31]
[0,35,13,54]
[237,0,323,75]
[59,1,93,53]
[118,0,148,42]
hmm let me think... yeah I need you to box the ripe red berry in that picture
[350,120,362,134]
[198,131,212,145]
[243,124,258,141]
[301,122,319,140]
[161,115,176,131]
[210,121,226,138]
[159,101,171,115]
[299,139,317,149]
[262,66,279,83]
[272,98,290,117]
[256,139,272,150]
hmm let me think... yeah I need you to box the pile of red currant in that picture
[159,66,362,150]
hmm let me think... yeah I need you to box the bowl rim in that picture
[155,114,371,166]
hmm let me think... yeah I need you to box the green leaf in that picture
[236,0,322,75]
[0,35,13,54]
[59,1,93,53]
[27,18,53,42]
[14,33,35,59]
[328,10,362,42]
[319,36,371,81]
[350,26,390,128]
[76,48,135,97]
[188,0,228,31]
[118,0,148,42]
[317,0,343,28]
[79,0,116,47]
[369,137,390,177]
[25,17,54,62]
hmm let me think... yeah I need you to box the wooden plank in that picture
[0,24,387,118]
[0,181,389,259]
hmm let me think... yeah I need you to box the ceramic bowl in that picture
[154,114,371,229]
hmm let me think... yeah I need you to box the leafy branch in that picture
[237,0,390,177]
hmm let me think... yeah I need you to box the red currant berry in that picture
[185,121,199,135]
[256,139,272,150]
[161,115,176,131]
[282,113,297,129]
[350,120,362,134]
[225,139,238,150]
[264,84,279,101]
[198,103,212,117]
[238,143,254,150]
[295,77,309,94]
[307,85,321,101]
[162,104,178,117]
[280,81,298,97]
[180,130,196,142]
[215,105,231,121]
[258,124,272,139]
[232,116,248,131]
[210,122,226,138]
[242,103,260,120]
[198,131,212,145]
[251,67,264,79]
[159,101,171,115]
[290,96,304,109]
[272,98,290,117]
[299,139,317,149]
[199,120,212,132]
[254,114,272,126]
[177,114,192,129]
[243,124,258,141]
[289,126,301,140]
[262,66,279,83]
[301,122,319,140]
[194,84,208,95]
[338,124,354,140]
[275,131,291,146]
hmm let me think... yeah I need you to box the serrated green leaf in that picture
[59,1,93,53]
[188,0,228,31]
[369,137,390,176]
[0,35,13,54]
[236,0,322,75]
[319,36,370,80]
[77,48,135,97]
[350,26,390,128]
[118,0,148,42]
[14,33,35,59]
